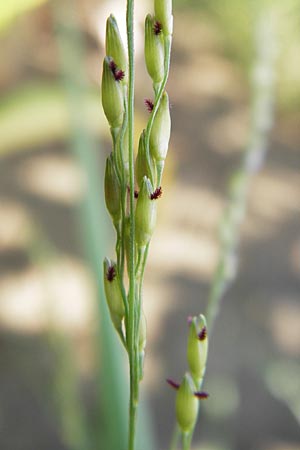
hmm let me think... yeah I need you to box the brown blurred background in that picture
[0,1,300,449]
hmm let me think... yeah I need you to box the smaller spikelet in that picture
[103,258,125,333]
[101,56,125,129]
[175,373,199,434]
[135,177,157,248]
[106,14,127,82]
[144,14,164,84]
[187,315,208,384]
[104,153,121,226]
[154,0,173,36]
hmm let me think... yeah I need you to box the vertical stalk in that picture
[169,425,181,450]
[126,1,138,449]
[182,433,191,450]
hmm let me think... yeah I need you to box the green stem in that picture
[126,0,138,449]
[169,424,181,450]
[182,433,191,450]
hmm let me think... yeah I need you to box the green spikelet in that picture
[145,14,164,84]
[176,373,199,434]
[149,91,171,163]
[101,56,125,129]
[103,258,125,336]
[104,153,121,227]
[136,130,156,188]
[187,315,208,386]
[106,14,127,82]
[135,177,157,249]
[154,0,173,36]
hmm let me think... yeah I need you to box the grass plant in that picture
[101,1,174,447]
[101,1,277,449]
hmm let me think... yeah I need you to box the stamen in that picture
[166,379,180,390]
[145,98,154,113]
[109,59,125,82]
[153,21,162,35]
[198,326,207,341]
[106,265,116,282]
[150,186,162,200]
[194,391,209,399]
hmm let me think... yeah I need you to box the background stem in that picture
[205,6,277,332]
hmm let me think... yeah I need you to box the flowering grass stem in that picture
[125,0,139,448]
[102,1,173,448]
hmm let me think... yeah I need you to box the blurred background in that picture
[0,0,300,449]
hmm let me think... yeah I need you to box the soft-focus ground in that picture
[0,2,300,450]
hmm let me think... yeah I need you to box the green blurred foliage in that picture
[0,83,105,156]
[265,360,300,426]
[0,0,47,32]
[173,0,300,111]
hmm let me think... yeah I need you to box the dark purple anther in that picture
[106,265,116,282]
[194,391,209,399]
[145,98,154,113]
[166,379,180,390]
[198,326,207,341]
[150,186,162,200]
[109,59,125,82]
[153,21,162,35]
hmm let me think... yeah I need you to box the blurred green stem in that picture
[182,433,192,450]
[169,425,181,450]
[205,7,277,331]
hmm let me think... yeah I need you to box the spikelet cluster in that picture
[101,0,173,377]
[167,315,209,434]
